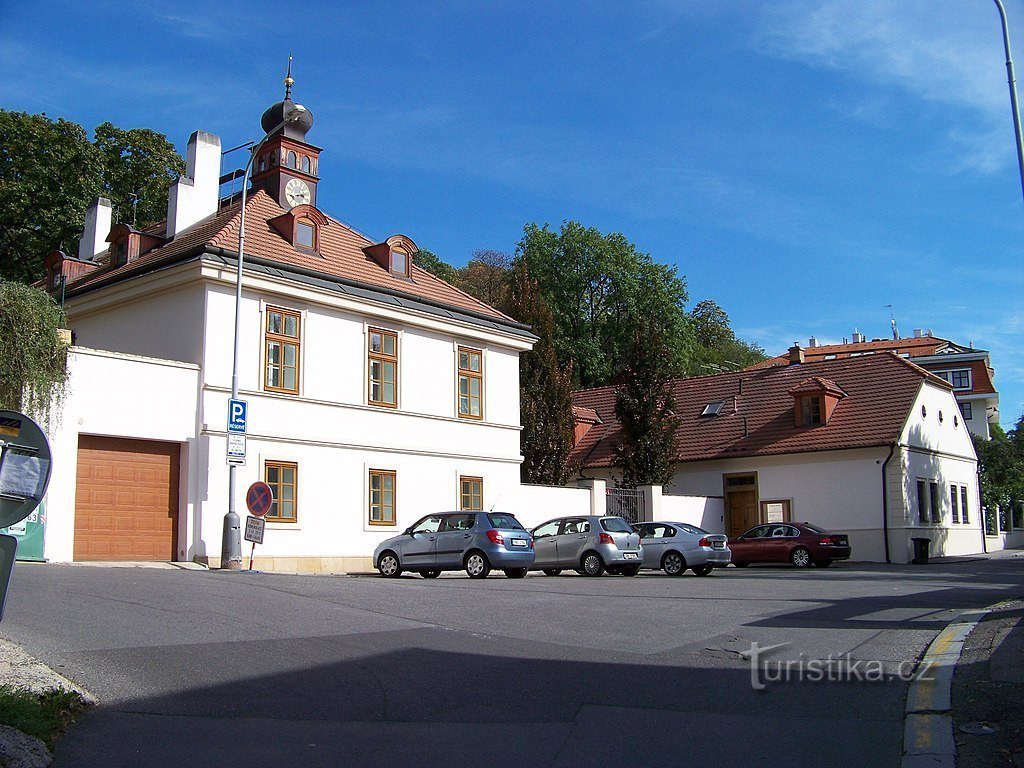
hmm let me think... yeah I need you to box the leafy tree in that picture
[0,111,183,284]
[459,249,512,308]
[93,122,184,229]
[614,319,680,488]
[0,111,104,283]
[412,248,460,284]
[0,280,69,423]
[516,221,691,388]
[502,262,575,484]
[688,299,767,373]
[974,419,1024,531]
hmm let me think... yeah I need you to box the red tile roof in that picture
[63,190,515,324]
[751,336,952,369]
[571,353,941,469]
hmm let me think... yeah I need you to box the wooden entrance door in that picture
[726,490,759,538]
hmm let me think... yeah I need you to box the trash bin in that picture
[911,537,931,565]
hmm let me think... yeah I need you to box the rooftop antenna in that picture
[129,193,139,227]
[885,304,899,340]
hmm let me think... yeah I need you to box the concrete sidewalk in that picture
[952,599,1024,767]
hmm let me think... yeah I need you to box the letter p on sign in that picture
[227,399,247,434]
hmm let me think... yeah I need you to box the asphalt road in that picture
[2,555,1023,768]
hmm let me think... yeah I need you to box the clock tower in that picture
[250,61,321,209]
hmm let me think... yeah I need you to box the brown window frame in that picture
[457,346,483,420]
[295,217,317,252]
[368,328,399,408]
[264,460,298,523]
[801,395,823,426]
[368,469,396,526]
[264,307,301,395]
[460,476,483,511]
[390,248,410,277]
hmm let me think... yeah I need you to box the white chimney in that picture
[808,336,819,348]
[913,328,922,338]
[77,198,113,261]
[167,131,221,239]
[852,330,865,343]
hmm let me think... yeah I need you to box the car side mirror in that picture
[403,527,413,536]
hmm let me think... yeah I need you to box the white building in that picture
[572,347,990,563]
[40,84,535,571]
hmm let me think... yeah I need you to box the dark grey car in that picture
[531,515,643,576]
[373,511,535,579]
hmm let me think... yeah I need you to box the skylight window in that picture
[701,400,725,417]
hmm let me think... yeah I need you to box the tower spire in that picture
[284,53,294,100]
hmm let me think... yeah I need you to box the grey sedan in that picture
[632,521,731,576]
[531,515,643,576]
[374,511,535,579]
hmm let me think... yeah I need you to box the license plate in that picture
[712,541,725,549]
[623,552,638,560]
[511,538,527,547]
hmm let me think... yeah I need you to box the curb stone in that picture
[901,600,1016,768]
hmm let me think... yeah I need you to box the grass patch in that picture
[0,685,90,750]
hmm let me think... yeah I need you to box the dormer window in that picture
[111,239,127,267]
[800,396,823,426]
[363,234,420,278]
[789,376,846,427]
[268,206,328,254]
[391,248,409,276]
[296,219,315,249]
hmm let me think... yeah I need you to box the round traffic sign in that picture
[0,411,53,530]
[246,481,274,518]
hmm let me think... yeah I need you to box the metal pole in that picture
[220,106,305,570]
[994,0,1024,207]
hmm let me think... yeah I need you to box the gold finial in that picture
[284,53,294,99]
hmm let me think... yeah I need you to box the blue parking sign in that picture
[227,399,248,434]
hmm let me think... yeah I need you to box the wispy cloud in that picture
[753,0,1012,173]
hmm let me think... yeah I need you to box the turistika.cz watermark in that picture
[741,642,933,691]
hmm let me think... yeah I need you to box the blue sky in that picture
[2,0,1023,426]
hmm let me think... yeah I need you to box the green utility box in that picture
[0,500,45,561]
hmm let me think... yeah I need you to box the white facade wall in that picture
[44,348,201,562]
[659,494,726,532]
[508,484,593,530]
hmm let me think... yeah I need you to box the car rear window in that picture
[487,513,524,530]
[600,517,633,533]
[678,524,707,535]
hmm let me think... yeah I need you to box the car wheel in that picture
[503,568,527,579]
[377,551,402,578]
[790,547,812,568]
[464,550,491,579]
[733,562,749,568]
[815,559,833,568]
[662,551,687,577]
[620,565,641,577]
[542,569,563,577]
[692,564,713,577]
[420,570,441,579]
[580,552,605,577]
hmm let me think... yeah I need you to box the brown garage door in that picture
[74,436,179,561]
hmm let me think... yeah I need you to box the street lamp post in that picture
[994,0,1024,208]
[220,104,306,570]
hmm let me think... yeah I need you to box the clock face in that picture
[285,178,311,208]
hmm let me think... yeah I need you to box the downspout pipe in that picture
[881,442,897,564]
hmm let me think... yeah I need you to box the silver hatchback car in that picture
[374,511,535,579]
[531,515,643,576]
[632,521,731,576]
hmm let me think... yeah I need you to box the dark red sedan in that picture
[728,522,851,568]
